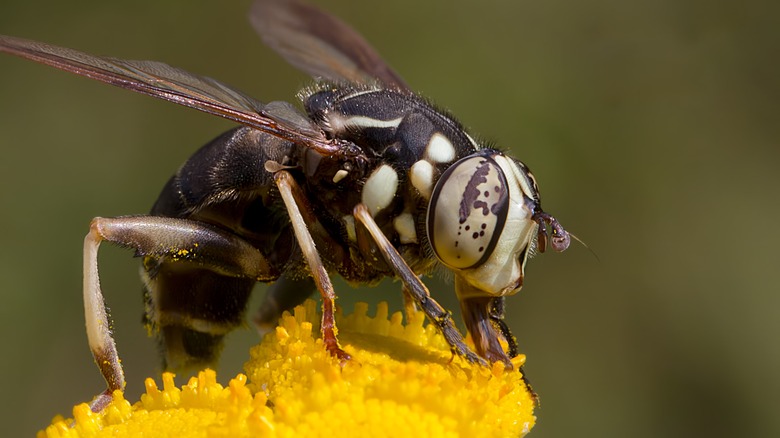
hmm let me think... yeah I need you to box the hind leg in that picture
[83,215,278,411]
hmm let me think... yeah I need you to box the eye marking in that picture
[427,154,510,269]
[473,200,489,216]
[459,159,491,223]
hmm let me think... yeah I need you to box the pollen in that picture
[38,300,536,437]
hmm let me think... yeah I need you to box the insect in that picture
[0,0,569,411]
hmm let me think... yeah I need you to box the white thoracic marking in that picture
[341,87,382,100]
[362,164,399,216]
[425,132,456,163]
[332,169,349,183]
[410,160,434,199]
[326,113,402,135]
[344,115,404,129]
[393,213,418,244]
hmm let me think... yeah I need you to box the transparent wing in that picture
[0,34,344,154]
[250,0,409,91]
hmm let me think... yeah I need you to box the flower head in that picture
[39,300,535,437]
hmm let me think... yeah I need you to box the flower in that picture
[39,300,536,437]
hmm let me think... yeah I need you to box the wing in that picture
[250,0,409,91]
[0,34,344,156]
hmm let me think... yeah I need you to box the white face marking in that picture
[393,213,418,244]
[425,132,456,163]
[495,156,536,201]
[362,164,399,216]
[410,160,434,199]
[332,169,349,183]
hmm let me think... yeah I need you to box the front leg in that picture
[83,215,277,411]
[352,203,486,366]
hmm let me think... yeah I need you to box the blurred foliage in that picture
[0,0,778,437]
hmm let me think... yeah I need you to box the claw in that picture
[326,343,352,365]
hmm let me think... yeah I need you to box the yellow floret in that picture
[39,300,536,437]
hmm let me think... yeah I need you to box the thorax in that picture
[297,85,482,278]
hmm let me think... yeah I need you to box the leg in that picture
[352,203,486,366]
[83,226,123,412]
[488,297,519,358]
[84,215,277,411]
[274,171,350,362]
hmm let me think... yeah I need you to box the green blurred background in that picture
[1,0,778,436]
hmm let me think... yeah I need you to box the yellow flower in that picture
[39,300,536,437]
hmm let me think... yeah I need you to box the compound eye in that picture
[427,154,509,269]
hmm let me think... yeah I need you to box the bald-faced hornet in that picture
[0,0,569,411]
